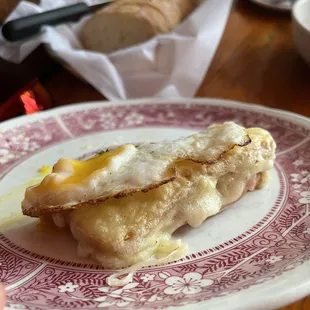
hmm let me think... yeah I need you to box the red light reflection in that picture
[20,90,43,115]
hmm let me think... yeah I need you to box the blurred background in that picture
[0,0,309,121]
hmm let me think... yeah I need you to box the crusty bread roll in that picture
[79,0,197,54]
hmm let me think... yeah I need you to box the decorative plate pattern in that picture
[0,99,309,310]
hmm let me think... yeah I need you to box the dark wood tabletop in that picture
[0,0,310,309]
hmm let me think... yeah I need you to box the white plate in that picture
[0,98,310,310]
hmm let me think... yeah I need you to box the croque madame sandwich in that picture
[22,122,276,285]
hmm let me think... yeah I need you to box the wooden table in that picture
[1,0,310,309]
[41,0,310,119]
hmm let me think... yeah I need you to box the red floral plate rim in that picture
[0,98,310,310]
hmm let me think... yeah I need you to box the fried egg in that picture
[22,122,254,216]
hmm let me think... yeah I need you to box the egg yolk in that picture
[32,145,130,193]
[38,165,52,175]
[60,146,128,185]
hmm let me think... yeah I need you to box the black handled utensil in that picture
[2,2,112,42]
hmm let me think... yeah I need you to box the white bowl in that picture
[292,0,310,65]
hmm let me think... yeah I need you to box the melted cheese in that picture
[106,241,188,287]
[36,216,68,234]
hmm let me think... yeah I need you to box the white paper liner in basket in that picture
[0,0,233,100]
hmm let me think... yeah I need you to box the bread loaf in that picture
[79,0,197,54]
